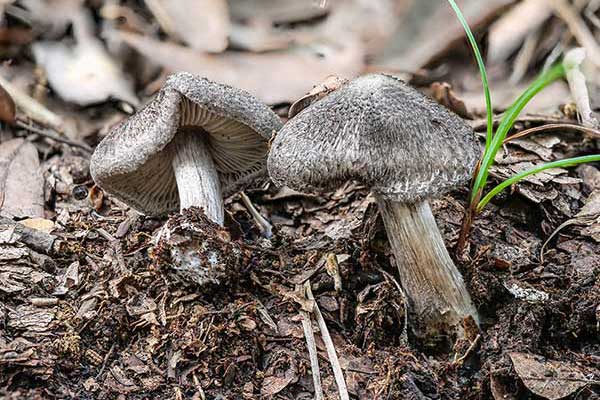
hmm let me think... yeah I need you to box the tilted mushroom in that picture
[90,72,282,224]
[268,74,480,340]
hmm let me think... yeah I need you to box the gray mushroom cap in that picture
[91,72,282,215]
[268,74,479,202]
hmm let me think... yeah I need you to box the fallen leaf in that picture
[20,218,55,233]
[228,0,330,24]
[53,261,80,295]
[382,0,515,70]
[118,31,364,104]
[145,0,230,52]
[509,352,595,400]
[0,138,44,219]
[260,363,297,396]
[33,9,138,106]
[431,82,469,119]
[89,185,104,211]
[289,75,348,118]
[487,0,552,63]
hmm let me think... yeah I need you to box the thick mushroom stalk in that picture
[171,130,224,224]
[377,196,478,339]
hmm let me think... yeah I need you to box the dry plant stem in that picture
[455,189,480,259]
[240,191,273,238]
[171,131,224,224]
[0,74,63,130]
[298,284,324,400]
[376,196,479,339]
[305,282,349,400]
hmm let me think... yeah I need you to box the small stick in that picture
[16,118,93,153]
[452,334,481,366]
[0,74,63,129]
[298,283,324,400]
[95,342,116,379]
[240,191,273,238]
[305,282,349,400]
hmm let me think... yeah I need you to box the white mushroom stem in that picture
[376,196,479,340]
[171,130,224,224]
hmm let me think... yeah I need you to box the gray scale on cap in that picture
[91,72,282,216]
[268,74,480,202]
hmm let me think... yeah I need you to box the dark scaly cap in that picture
[91,72,282,215]
[268,73,479,202]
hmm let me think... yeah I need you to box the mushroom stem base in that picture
[171,131,224,224]
[376,196,479,342]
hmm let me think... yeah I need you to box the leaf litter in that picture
[0,1,599,399]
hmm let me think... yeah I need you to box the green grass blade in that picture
[446,0,493,151]
[471,63,567,201]
[477,154,600,212]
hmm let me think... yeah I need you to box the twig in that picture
[240,191,273,238]
[16,118,93,153]
[298,283,324,400]
[452,334,481,366]
[378,269,409,346]
[0,74,63,129]
[95,342,116,379]
[305,282,349,400]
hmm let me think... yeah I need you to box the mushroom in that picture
[90,72,282,224]
[268,74,480,340]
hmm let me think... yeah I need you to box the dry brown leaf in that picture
[145,0,230,52]
[89,185,104,211]
[509,352,595,400]
[487,0,552,64]
[0,138,44,219]
[431,82,469,119]
[260,364,298,396]
[289,75,348,118]
[119,31,364,104]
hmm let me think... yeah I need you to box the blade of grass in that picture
[446,0,493,151]
[471,63,567,201]
[476,154,600,212]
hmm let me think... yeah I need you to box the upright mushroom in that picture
[268,74,480,340]
[91,72,282,224]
